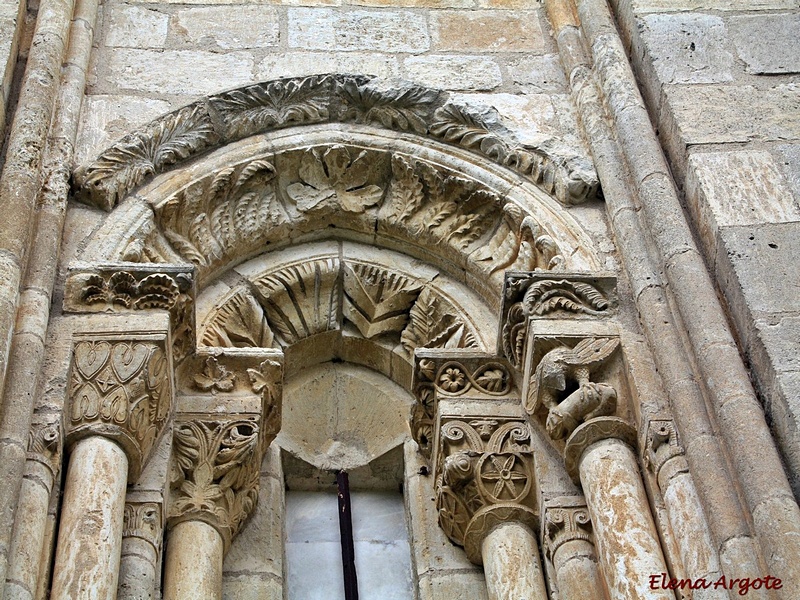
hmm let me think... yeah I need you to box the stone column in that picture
[482,521,548,600]
[566,417,675,600]
[4,416,61,600]
[163,353,282,600]
[50,324,173,600]
[542,496,608,600]
[645,421,730,600]
[118,495,164,600]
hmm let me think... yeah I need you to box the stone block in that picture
[639,14,733,84]
[403,55,502,91]
[103,48,255,95]
[288,8,429,53]
[352,0,473,6]
[729,14,800,75]
[686,150,800,259]
[222,576,281,600]
[171,6,280,50]
[715,222,800,321]
[104,5,169,48]
[257,51,399,80]
[753,316,800,375]
[431,10,546,53]
[508,54,568,94]
[662,84,800,149]
[776,144,800,203]
[75,95,172,164]
[632,0,798,11]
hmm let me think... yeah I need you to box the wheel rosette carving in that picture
[477,452,531,504]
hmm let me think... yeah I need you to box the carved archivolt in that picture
[73,74,598,210]
[199,254,484,356]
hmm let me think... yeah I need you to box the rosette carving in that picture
[433,416,536,563]
[68,336,172,481]
[169,416,264,549]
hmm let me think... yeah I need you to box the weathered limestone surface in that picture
[728,13,800,75]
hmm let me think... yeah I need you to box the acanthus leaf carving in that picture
[286,145,384,213]
[342,263,422,338]
[69,337,172,481]
[123,501,163,553]
[75,103,219,211]
[338,79,442,134]
[169,416,264,548]
[157,158,284,270]
[193,357,236,392]
[209,74,332,139]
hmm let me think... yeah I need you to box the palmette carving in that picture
[169,417,264,548]
[527,337,620,440]
[74,75,599,212]
[400,287,478,354]
[68,339,171,480]
[123,502,163,553]
[200,289,274,349]
[74,103,218,210]
[157,158,284,270]
[342,263,422,338]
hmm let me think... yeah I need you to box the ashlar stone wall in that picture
[610,0,800,494]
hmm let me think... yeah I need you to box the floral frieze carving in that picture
[68,330,173,481]
[63,264,196,362]
[411,350,517,458]
[73,74,598,211]
[499,272,616,368]
[434,415,537,564]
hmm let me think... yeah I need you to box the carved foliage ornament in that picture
[200,261,480,355]
[543,503,594,561]
[169,416,263,548]
[73,74,598,211]
[123,501,163,553]
[500,273,616,368]
[27,415,62,476]
[69,338,171,480]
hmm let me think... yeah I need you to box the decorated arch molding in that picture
[73,74,599,210]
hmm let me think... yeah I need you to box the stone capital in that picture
[542,496,594,562]
[645,419,689,488]
[433,411,536,565]
[123,496,164,555]
[563,416,637,483]
[67,316,174,482]
[27,412,63,478]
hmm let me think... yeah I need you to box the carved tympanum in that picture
[74,75,598,211]
[68,336,172,480]
[526,337,620,440]
[434,417,537,564]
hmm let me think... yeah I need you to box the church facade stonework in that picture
[0,1,798,599]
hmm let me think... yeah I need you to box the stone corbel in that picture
[63,263,196,361]
[168,348,283,550]
[498,272,617,369]
[67,314,174,482]
[410,348,517,459]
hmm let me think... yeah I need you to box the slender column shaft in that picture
[163,521,224,600]
[580,438,675,600]
[4,461,54,600]
[481,522,548,600]
[50,437,128,600]
[552,538,608,600]
[118,537,158,600]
